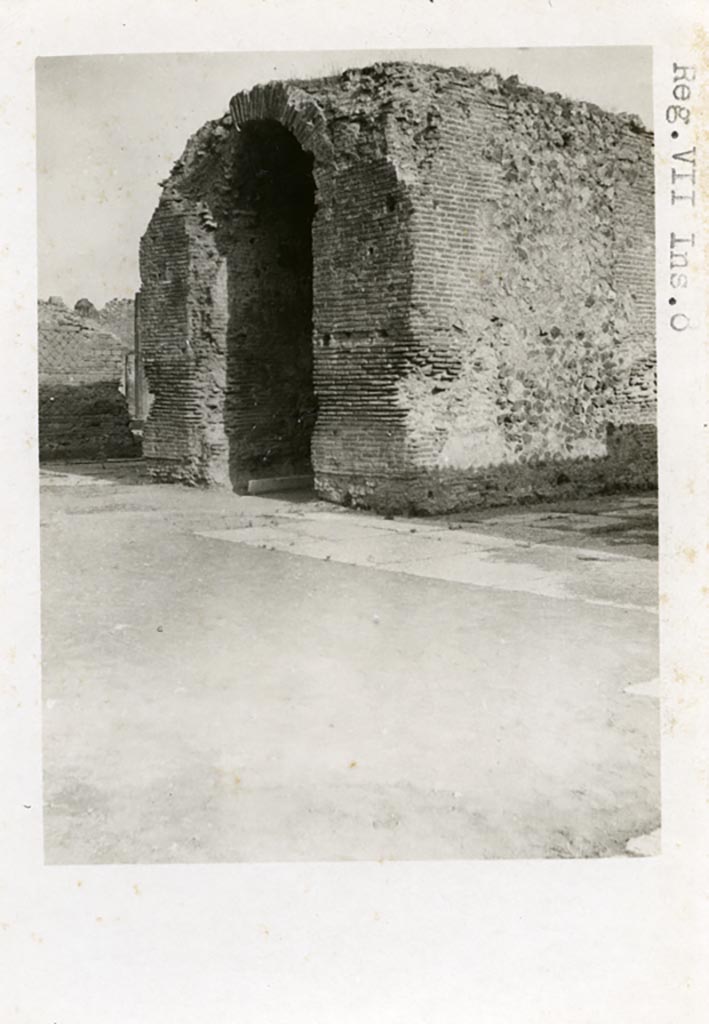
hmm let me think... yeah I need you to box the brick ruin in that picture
[138,62,656,513]
[38,297,141,461]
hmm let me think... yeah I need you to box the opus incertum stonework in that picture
[138,62,656,514]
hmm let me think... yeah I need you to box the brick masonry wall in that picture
[139,75,417,488]
[138,63,656,511]
[38,299,139,460]
[139,202,208,474]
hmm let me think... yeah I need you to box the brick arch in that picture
[228,81,416,507]
[229,82,334,165]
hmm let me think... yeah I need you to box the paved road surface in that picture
[40,463,659,863]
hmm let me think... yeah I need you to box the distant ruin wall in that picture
[38,298,140,461]
[138,63,655,511]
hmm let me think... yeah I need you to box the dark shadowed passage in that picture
[226,119,317,489]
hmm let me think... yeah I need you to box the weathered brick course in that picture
[138,62,656,511]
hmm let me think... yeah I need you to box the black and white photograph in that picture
[37,47,660,864]
[2,3,707,1019]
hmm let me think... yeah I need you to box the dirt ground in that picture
[40,461,660,863]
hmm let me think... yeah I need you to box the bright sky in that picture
[36,47,652,307]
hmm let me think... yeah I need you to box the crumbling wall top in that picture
[155,61,651,208]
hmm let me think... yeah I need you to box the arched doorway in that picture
[226,119,317,490]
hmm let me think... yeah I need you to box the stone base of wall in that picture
[39,383,141,462]
[143,457,202,485]
[145,454,314,490]
[316,424,657,515]
[144,423,656,514]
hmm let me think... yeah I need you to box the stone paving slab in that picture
[198,509,657,612]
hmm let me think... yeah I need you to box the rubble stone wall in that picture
[138,63,655,510]
[38,298,139,461]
